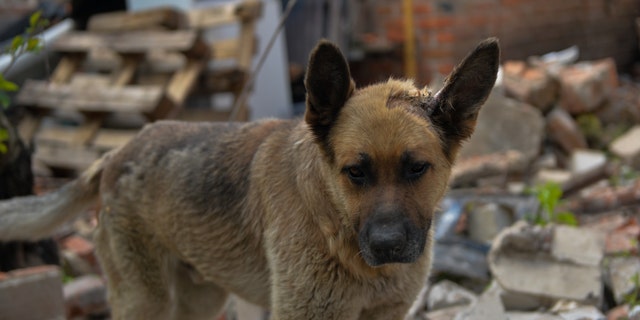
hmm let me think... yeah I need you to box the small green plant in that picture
[0,11,48,153]
[624,272,640,308]
[527,182,578,226]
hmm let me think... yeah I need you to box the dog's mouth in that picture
[358,216,427,267]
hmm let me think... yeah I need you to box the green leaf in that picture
[536,182,562,214]
[0,76,18,92]
[554,211,578,226]
[0,92,10,108]
[29,11,42,28]
[0,142,6,154]
[26,38,40,52]
[0,129,8,141]
[10,35,24,53]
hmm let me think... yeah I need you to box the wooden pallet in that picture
[16,1,262,172]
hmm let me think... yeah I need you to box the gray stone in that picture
[570,149,607,175]
[467,202,515,244]
[454,286,507,320]
[506,312,563,320]
[427,280,477,311]
[489,222,603,308]
[605,256,640,304]
[422,305,468,320]
[534,169,572,186]
[64,275,108,318]
[557,305,605,320]
[432,240,490,282]
[546,108,588,153]
[551,225,605,267]
[459,91,545,163]
[610,125,640,169]
[0,266,66,320]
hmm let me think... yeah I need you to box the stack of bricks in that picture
[367,0,639,85]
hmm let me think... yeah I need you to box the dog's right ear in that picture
[304,40,355,149]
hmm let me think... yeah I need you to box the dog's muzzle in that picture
[358,209,426,267]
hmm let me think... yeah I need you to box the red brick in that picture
[418,16,455,29]
[413,3,432,15]
[60,235,98,267]
[436,32,456,44]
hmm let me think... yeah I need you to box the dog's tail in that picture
[0,150,113,241]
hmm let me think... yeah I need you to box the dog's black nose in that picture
[368,223,407,257]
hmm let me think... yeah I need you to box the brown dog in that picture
[0,38,499,319]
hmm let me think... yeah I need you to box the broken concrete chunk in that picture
[459,91,545,163]
[610,125,640,169]
[570,149,607,175]
[534,169,572,186]
[604,256,640,305]
[427,280,478,311]
[506,312,563,320]
[551,225,605,267]
[503,60,559,112]
[453,285,507,320]
[559,58,618,115]
[546,108,588,153]
[489,222,603,308]
[467,202,515,244]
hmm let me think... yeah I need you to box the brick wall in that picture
[357,0,639,85]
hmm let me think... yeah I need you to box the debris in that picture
[606,304,629,320]
[570,149,607,175]
[453,285,507,320]
[610,125,640,169]
[604,256,640,305]
[450,150,528,187]
[489,222,604,308]
[559,58,618,115]
[502,60,559,112]
[467,202,515,244]
[546,108,588,153]
[459,92,545,163]
[64,275,109,319]
[562,178,640,214]
[426,280,478,311]
[432,239,491,283]
[0,266,66,320]
[506,311,562,320]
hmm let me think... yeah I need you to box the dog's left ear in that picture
[304,40,355,149]
[427,38,500,158]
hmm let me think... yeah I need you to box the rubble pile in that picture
[409,49,640,320]
[2,48,640,319]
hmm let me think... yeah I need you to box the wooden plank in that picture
[50,54,86,84]
[237,18,257,70]
[53,30,199,54]
[93,129,138,150]
[71,114,105,147]
[111,54,143,86]
[34,143,101,171]
[17,80,164,114]
[188,1,262,28]
[166,59,205,106]
[87,7,183,32]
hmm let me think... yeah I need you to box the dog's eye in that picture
[345,166,366,184]
[407,162,430,179]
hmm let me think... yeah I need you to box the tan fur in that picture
[0,39,499,319]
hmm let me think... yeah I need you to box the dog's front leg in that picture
[267,250,364,320]
[358,302,413,320]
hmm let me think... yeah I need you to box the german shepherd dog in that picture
[0,38,499,319]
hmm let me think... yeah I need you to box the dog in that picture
[0,38,499,319]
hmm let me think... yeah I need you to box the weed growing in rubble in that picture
[527,182,578,227]
[624,272,640,308]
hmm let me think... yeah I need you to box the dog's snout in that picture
[368,223,407,255]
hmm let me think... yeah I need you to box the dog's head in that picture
[304,39,499,267]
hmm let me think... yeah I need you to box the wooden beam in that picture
[17,80,164,114]
[87,7,183,32]
[187,1,262,29]
[53,30,200,55]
